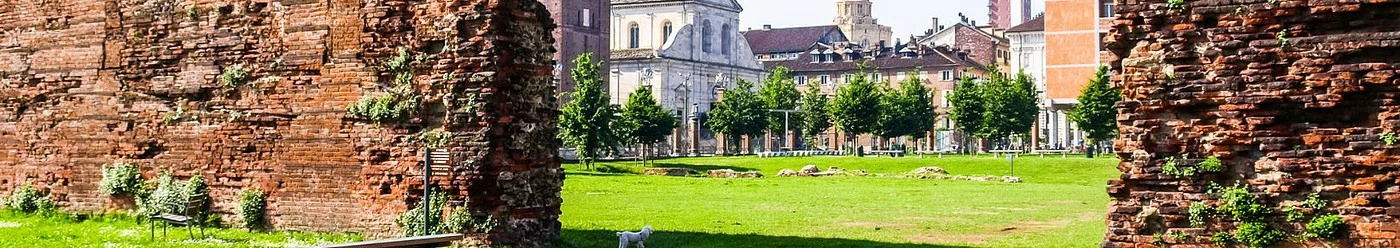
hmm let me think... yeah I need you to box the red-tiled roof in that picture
[741,25,847,54]
[1007,15,1045,33]
[765,48,975,73]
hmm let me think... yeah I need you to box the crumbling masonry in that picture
[1107,0,1400,247]
[0,0,562,245]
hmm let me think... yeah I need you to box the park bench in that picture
[318,233,464,248]
[987,149,1023,158]
[869,150,905,157]
[149,193,208,240]
[1032,149,1071,158]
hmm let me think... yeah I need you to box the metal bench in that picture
[318,234,464,248]
[987,150,1023,158]
[149,193,207,240]
[869,150,906,157]
[1032,149,1071,158]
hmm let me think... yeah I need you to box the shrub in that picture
[1284,206,1305,222]
[1302,194,1328,210]
[99,162,144,196]
[415,129,453,149]
[1234,222,1283,248]
[1198,156,1224,173]
[1188,202,1212,227]
[1382,132,1398,146]
[1305,214,1346,239]
[442,208,499,234]
[5,184,55,213]
[346,93,418,122]
[1166,0,1185,9]
[220,64,250,88]
[1216,185,1270,222]
[237,187,267,230]
[138,174,189,217]
[395,190,447,236]
[1161,157,1197,177]
[1211,231,1235,246]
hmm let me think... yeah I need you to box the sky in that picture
[738,0,1044,40]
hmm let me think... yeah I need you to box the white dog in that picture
[616,226,652,248]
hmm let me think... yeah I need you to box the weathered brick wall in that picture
[0,0,561,245]
[1107,0,1400,247]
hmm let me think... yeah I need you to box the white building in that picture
[1007,15,1079,149]
[608,0,764,114]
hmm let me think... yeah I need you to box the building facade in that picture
[542,0,610,104]
[915,19,1010,71]
[609,0,766,155]
[743,25,847,62]
[833,0,893,48]
[765,42,988,151]
[1044,0,1115,149]
[1007,15,1076,150]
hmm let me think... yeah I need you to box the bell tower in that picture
[833,0,892,47]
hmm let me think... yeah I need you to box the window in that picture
[1099,33,1109,51]
[820,75,831,85]
[940,70,952,81]
[942,90,953,108]
[920,71,929,81]
[843,74,852,83]
[872,72,881,81]
[722,24,732,55]
[702,21,713,53]
[579,9,591,27]
[896,72,906,81]
[1099,0,1115,18]
[628,22,640,48]
[796,76,808,84]
[662,21,673,44]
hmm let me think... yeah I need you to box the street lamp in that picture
[769,108,799,151]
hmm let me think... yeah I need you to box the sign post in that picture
[1007,153,1015,176]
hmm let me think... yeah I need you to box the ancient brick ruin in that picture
[1107,0,1400,247]
[0,0,562,245]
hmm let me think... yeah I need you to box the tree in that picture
[949,75,985,154]
[558,53,620,169]
[707,78,769,154]
[619,85,678,166]
[828,67,883,153]
[979,65,1039,150]
[798,81,831,150]
[759,66,802,150]
[876,71,935,150]
[1069,65,1121,158]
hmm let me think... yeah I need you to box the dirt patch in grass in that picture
[839,222,916,228]
[906,212,1101,244]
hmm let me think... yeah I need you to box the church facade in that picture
[608,0,766,154]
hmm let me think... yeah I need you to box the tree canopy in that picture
[979,65,1040,143]
[948,73,985,153]
[828,68,882,137]
[877,70,936,140]
[759,66,802,133]
[707,78,769,153]
[558,53,620,168]
[798,81,832,149]
[1069,65,1121,146]
[620,85,678,165]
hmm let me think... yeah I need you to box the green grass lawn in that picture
[560,155,1120,248]
[0,210,361,247]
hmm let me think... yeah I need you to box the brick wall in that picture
[1106,0,1400,247]
[0,0,561,245]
